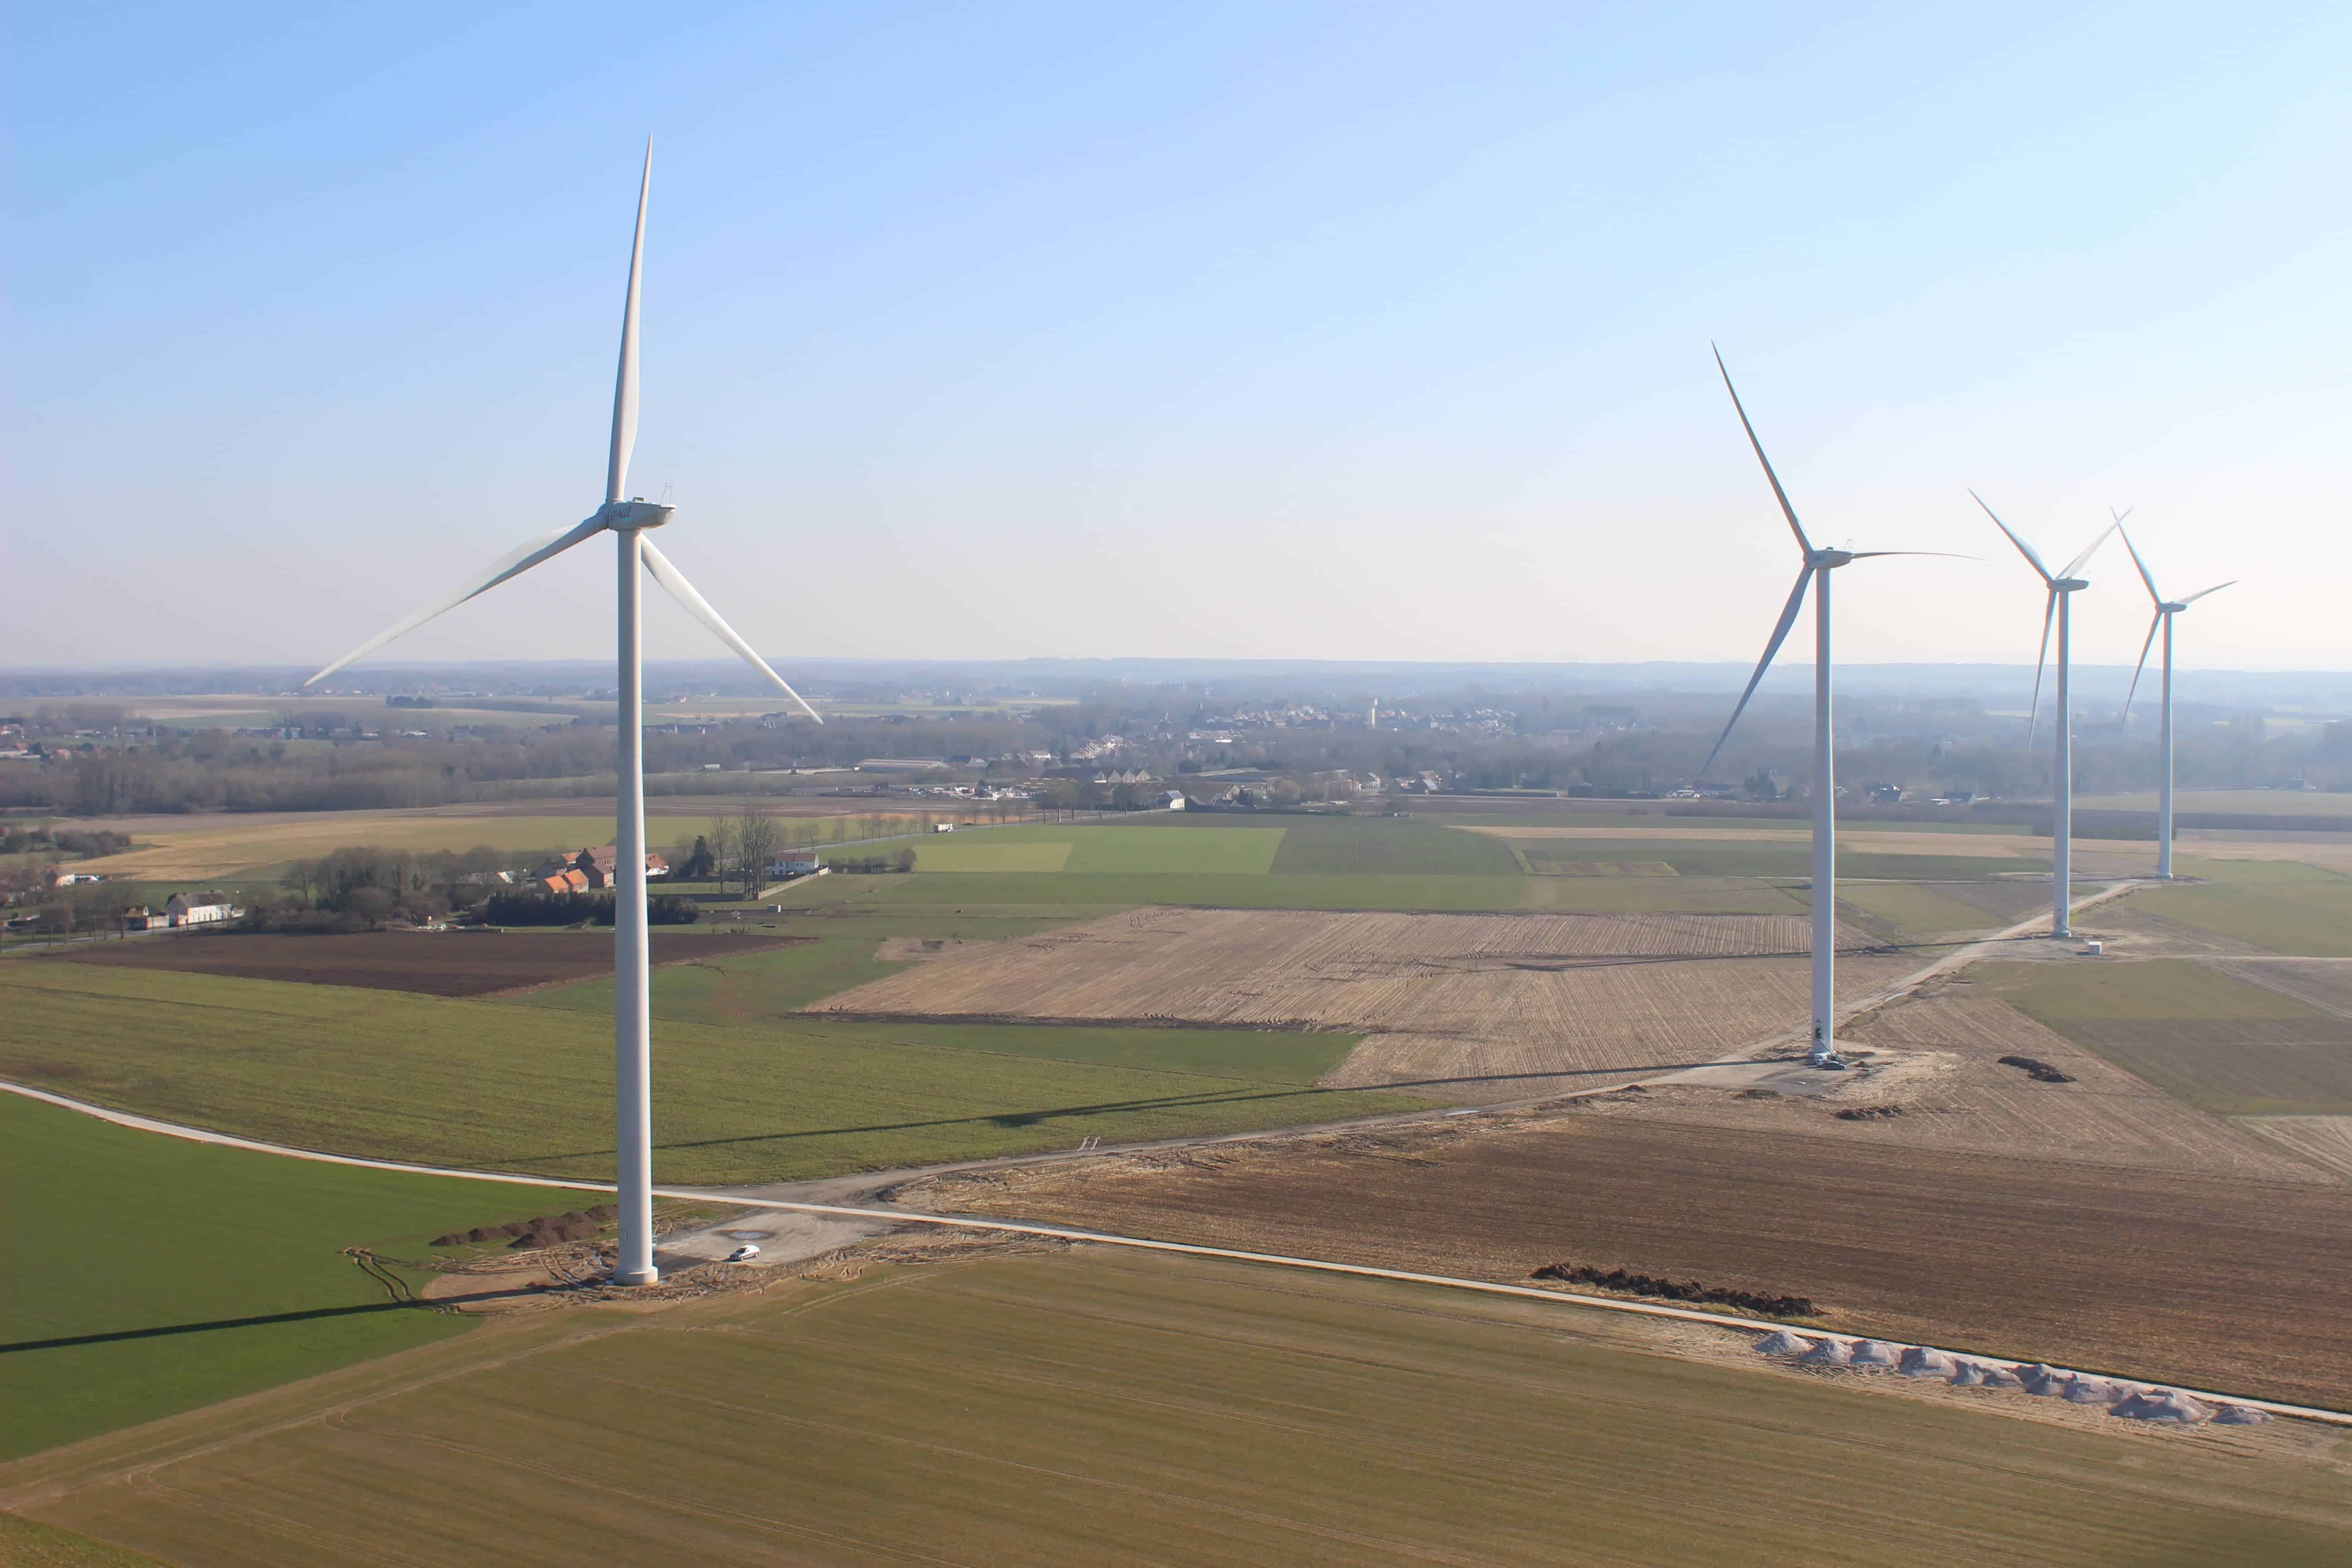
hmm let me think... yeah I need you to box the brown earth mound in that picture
[46,932,806,998]
[432,1203,618,1247]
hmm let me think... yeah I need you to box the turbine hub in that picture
[599,499,675,532]
[1809,548,1853,568]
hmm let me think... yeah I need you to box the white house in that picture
[1154,790,1187,811]
[50,868,106,887]
[164,892,237,928]
[764,851,823,879]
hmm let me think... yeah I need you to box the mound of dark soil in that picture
[1531,1263,1814,1317]
[1834,1105,1904,1121]
[432,1203,624,1248]
[1997,1055,2076,1083]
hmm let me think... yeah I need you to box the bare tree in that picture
[706,814,742,899]
[732,804,782,899]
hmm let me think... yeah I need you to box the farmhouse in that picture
[764,851,823,879]
[532,848,669,890]
[1154,790,1188,810]
[163,892,236,928]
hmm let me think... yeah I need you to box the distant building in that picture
[118,905,155,931]
[765,851,823,879]
[533,848,666,889]
[50,868,105,887]
[1154,790,1188,811]
[163,892,235,928]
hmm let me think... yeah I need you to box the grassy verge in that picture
[0,963,1426,1186]
[0,1092,567,1460]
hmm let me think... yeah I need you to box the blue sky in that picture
[9,2,2347,670]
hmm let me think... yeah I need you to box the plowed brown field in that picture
[42,931,804,997]
[907,1110,2352,1410]
[810,908,1920,1095]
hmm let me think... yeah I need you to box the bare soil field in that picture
[2239,1116,2352,1179]
[811,907,1921,1095]
[1669,983,2329,1179]
[39,931,805,997]
[905,1111,2352,1410]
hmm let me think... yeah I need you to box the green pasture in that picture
[1505,837,2048,881]
[1991,957,2352,1116]
[1989,957,2328,1022]
[0,964,1421,1187]
[1833,882,2011,942]
[2129,878,2352,956]
[0,1091,564,1460]
[24,1248,2352,1567]
[0,1513,172,1567]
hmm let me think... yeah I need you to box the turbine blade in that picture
[1971,490,2053,582]
[640,539,822,723]
[1711,344,1811,554]
[607,141,651,506]
[2124,609,2160,721]
[304,516,608,686]
[2178,579,2236,605]
[1698,564,1813,780]
[2119,524,2162,604]
[2059,519,2118,580]
[1847,550,1977,560]
[2024,588,2056,750]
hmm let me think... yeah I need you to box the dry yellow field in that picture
[810,907,1921,1095]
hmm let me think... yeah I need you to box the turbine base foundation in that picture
[607,1267,660,1288]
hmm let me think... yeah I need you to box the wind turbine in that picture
[1970,494,2115,939]
[1699,348,1946,1067]
[2120,521,2235,880]
[304,146,822,1286]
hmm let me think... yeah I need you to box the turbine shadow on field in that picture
[505,1082,1392,1166]
[2,1283,560,1354]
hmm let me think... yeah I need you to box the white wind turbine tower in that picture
[1970,495,2115,940]
[304,146,822,1286]
[2119,520,2235,880]
[1700,349,1947,1067]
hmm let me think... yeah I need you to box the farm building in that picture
[764,851,823,879]
[1154,790,1188,810]
[50,868,106,886]
[532,848,668,890]
[163,892,236,927]
[118,906,154,931]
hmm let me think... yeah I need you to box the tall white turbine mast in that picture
[1700,348,1948,1068]
[303,145,822,1286]
[2119,521,2235,880]
[1971,495,2115,940]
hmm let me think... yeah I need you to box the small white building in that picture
[1154,790,1188,811]
[164,892,237,928]
[50,868,106,887]
[764,852,823,879]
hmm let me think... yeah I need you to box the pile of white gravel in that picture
[1750,1334,2270,1426]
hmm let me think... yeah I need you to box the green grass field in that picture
[12,1248,2347,1567]
[1989,958,2333,1021]
[0,1093,567,1460]
[1834,882,2011,941]
[1990,958,2352,1115]
[2130,878,2352,956]
[1505,837,2050,881]
[0,964,1417,1186]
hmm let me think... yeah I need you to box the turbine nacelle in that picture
[2053,577,2089,593]
[1808,548,1854,569]
[598,499,675,532]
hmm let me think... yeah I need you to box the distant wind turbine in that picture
[1971,494,2116,940]
[1700,348,1950,1067]
[2120,520,2235,880]
[304,145,821,1287]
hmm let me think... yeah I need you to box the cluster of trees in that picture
[828,850,918,874]
[0,826,130,858]
[253,844,511,930]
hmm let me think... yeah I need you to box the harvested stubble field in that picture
[810,907,1922,1094]
[9,1248,2347,1568]
[40,931,804,997]
[908,1112,2352,1411]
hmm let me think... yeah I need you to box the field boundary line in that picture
[8,1075,2341,1427]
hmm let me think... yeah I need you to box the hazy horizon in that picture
[11,4,2348,671]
